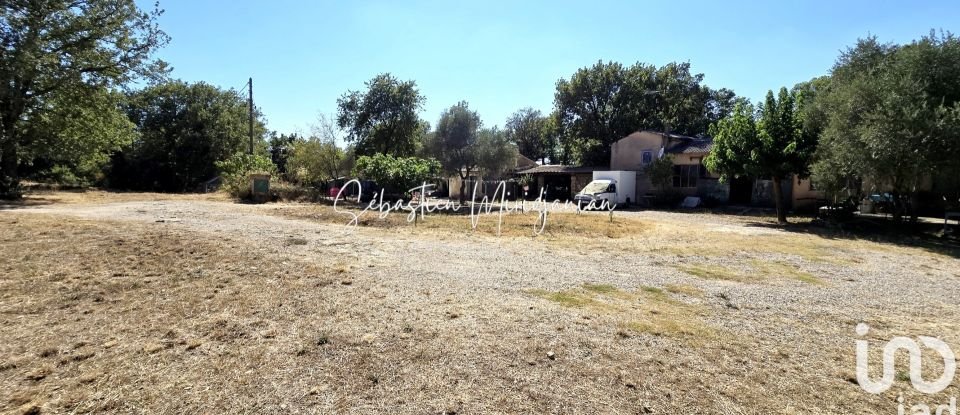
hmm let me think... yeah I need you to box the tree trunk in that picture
[909,190,920,224]
[771,175,787,224]
[0,133,20,200]
[891,191,903,223]
[458,168,470,204]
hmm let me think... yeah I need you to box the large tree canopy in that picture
[423,101,516,202]
[705,87,818,223]
[554,60,736,166]
[504,108,549,163]
[336,73,426,157]
[20,84,136,184]
[0,0,168,197]
[811,32,960,220]
[109,81,268,191]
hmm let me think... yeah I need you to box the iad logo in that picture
[855,323,956,394]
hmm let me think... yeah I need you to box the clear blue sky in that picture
[141,0,959,136]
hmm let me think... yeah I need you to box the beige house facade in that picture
[611,130,826,210]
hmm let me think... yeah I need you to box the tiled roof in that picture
[666,137,713,154]
[517,165,604,175]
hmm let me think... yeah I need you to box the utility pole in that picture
[248,77,254,154]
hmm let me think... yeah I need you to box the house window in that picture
[672,165,699,188]
[641,151,653,166]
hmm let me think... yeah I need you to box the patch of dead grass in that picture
[529,284,715,341]
[677,261,825,285]
[267,204,652,239]
[665,283,704,297]
[677,264,754,283]
[751,260,826,285]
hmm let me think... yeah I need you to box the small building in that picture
[515,164,603,201]
[447,154,538,201]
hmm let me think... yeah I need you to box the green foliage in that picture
[352,153,440,198]
[475,127,518,180]
[505,108,550,162]
[811,32,960,218]
[21,85,137,185]
[423,101,517,201]
[645,154,675,193]
[287,138,354,186]
[110,81,269,191]
[706,87,817,223]
[216,153,277,198]
[430,101,482,175]
[0,0,169,198]
[336,73,426,157]
[554,60,736,165]
[268,133,302,175]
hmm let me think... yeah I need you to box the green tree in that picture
[475,126,518,180]
[504,108,548,163]
[287,139,354,186]
[336,73,426,157]
[112,81,268,191]
[645,154,675,194]
[554,60,735,166]
[0,0,169,198]
[352,153,440,198]
[268,132,302,176]
[427,101,482,202]
[705,87,817,223]
[20,85,136,185]
[812,33,960,221]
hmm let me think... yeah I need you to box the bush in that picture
[352,153,440,198]
[215,153,277,198]
[645,154,674,194]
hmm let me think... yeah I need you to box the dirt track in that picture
[3,196,960,414]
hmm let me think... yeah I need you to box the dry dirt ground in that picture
[2,191,960,414]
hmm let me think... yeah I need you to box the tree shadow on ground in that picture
[745,217,960,260]
[0,196,58,210]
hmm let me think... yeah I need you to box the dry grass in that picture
[677,264,755,283]
[2,188,226,208]
[750,260,826,285]
[3,193,958,414]
[676,260,825,285]
[529,284,715,340]
[665,283,704,297]
[265,203,652,239]
[0,214,341,413]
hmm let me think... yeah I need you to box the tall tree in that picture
[504,108,548,163]
[812,33,960,221]
[287,114,354,185]
[20,84,136,185]
[336,73,425,157]
[705,87,817,223]
[0,0,168,198]
[554,60,735,166]
[111,81,268,191]
[429,101,481,202]
[475,126,518,180]
[554,61,657,166]
[267,132,301,176]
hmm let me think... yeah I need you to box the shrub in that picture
[215,153,277,198]
[352,153,440,198]
[645,154,674,194]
